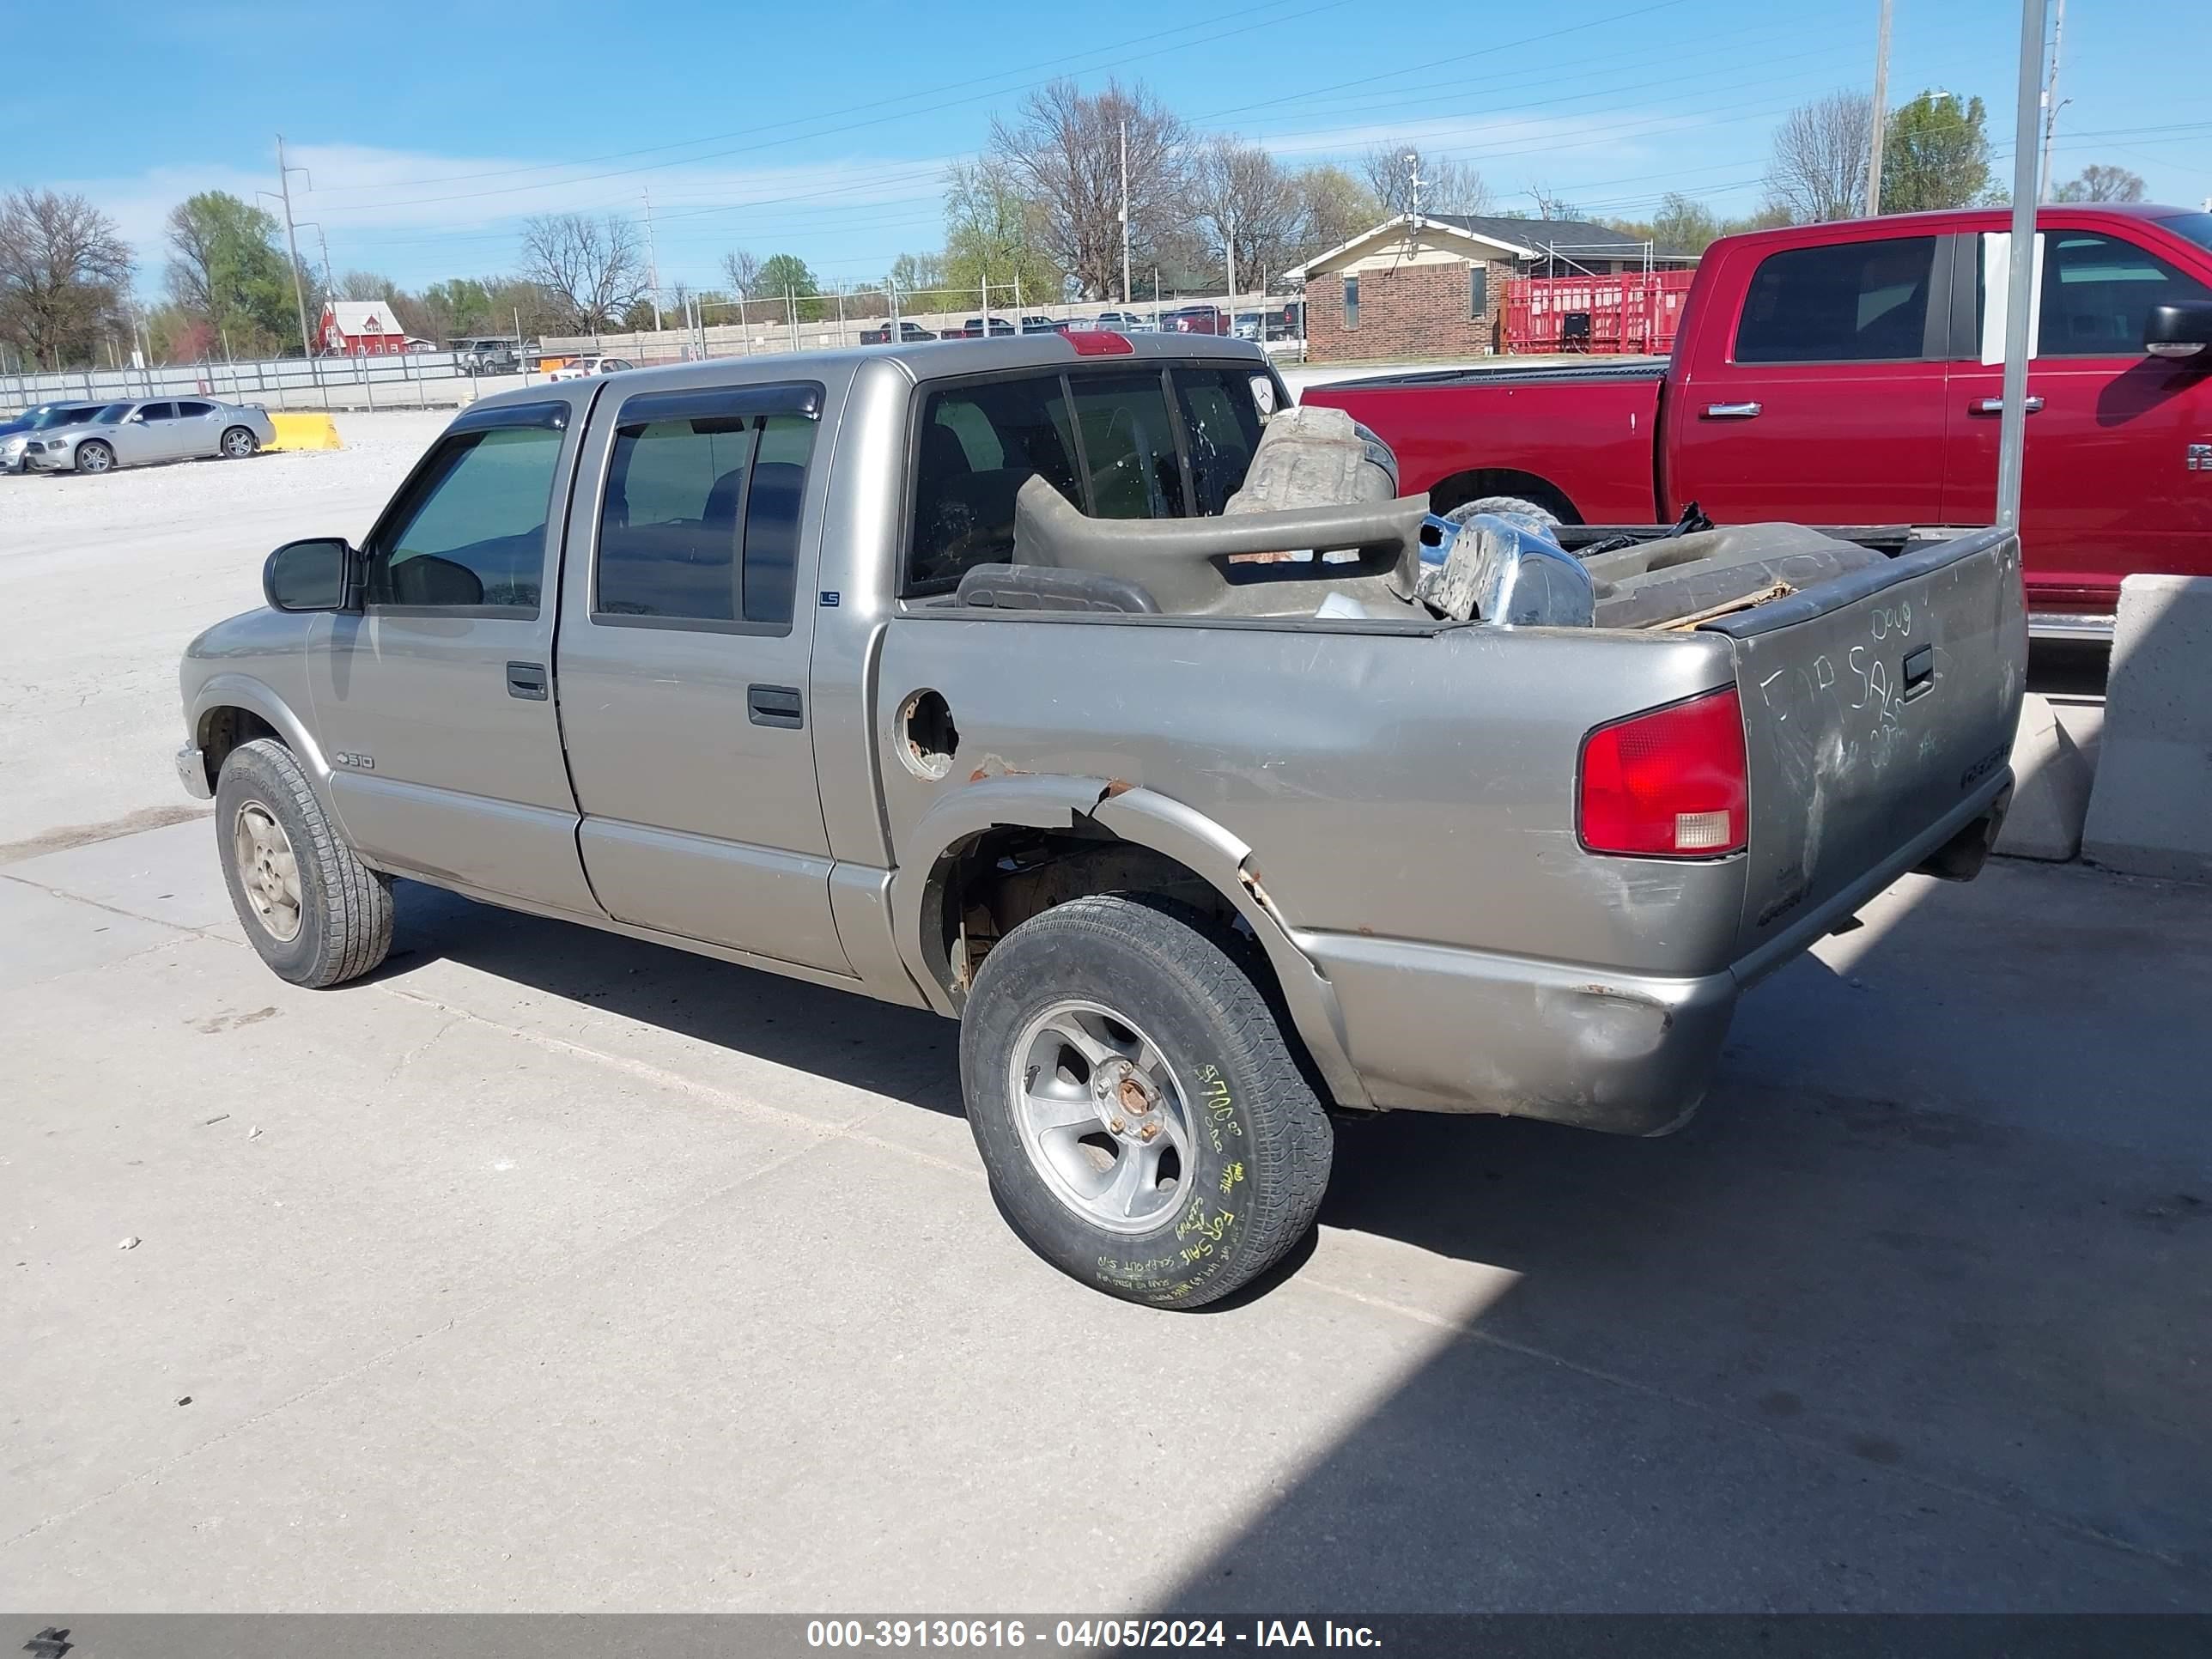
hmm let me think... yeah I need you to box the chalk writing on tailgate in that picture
[1709,526,2028,968]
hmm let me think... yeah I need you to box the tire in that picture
[1449,494,1560,527]
[220,425,259,459]
[215,738,393,988]
[960,895,1332,1309]
[74,440,114,475]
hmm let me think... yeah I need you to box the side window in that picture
[137,402,176,422]
[1734,236,1937,363]
[1344,275,1358,329]
[367,424,563,612]
[1469,265,1488,319]
[2040,231,2211,356]
[175,400,213,418]
[1068,370,1187,523]
[594,409,816,629]
[1171,366,1263,516]
[905,375,1081,593]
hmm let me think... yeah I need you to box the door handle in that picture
[1702,401,1763,419]
[747,684,804,729]
[1972,397,2044,414]
[506,661,549,701]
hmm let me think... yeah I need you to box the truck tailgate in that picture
[1706,527,2027,966]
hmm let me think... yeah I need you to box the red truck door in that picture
[1668,231,1951,526]
[1943,218,2212,619]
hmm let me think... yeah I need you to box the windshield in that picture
[2155,211,2212,257]
[92,404,132,424]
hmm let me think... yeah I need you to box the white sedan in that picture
[21,397,276,476]
[545,355,636,382]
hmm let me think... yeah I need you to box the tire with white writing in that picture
[216,738,393,988]
[959,894,1332,1308]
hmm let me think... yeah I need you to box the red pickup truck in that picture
[1306,204,2212,635]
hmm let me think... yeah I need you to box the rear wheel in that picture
[1450,494,1560,527]
[959,895,1333,1309]
[216,738,392,988]
[74,440,114,475]
[220,425,258,459]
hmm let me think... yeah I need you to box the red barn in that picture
[318,300,409,356]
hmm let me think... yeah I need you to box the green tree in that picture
[941,161,1062,309]
[1881,92,1992,212]
[884,252,948,309]
[756,252,823,322]
[163,191,301,356]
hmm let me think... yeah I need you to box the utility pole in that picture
[1865,0,1893,216]
[272,135,327,408]
[1226,207,1237,320]
[1997,0,2051,532]
[2039,0,2069,202]
[1120,118,1133,307]
[643,189,664,331]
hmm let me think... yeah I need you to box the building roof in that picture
[322,300,406,337]
[1283,213,1699,281]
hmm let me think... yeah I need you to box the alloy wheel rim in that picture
[81,446,110,472]
[1009,999,1193,1235]
[232,801,303,942]
[224,430,252,456]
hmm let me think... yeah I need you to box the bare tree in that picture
[1188,136,1304,291]
[1766,92,1874,222]
[1361,143,1493,216]
[335,270,399,301]
[0,189,133,368]
[988,77,1192,301]
[720,247,762,299]
[520,212,646,331]
[2053,163,2145,204]
[1289,165,1382,261]
[1524,181,1585,222]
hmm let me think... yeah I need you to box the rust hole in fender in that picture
[898,690,958,781]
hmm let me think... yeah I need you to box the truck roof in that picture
[1710,201,2203,255]
[466,332,1267,419]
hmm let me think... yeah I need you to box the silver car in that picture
[21,397,277,476]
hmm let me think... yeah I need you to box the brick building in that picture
[1287,214,1698,363]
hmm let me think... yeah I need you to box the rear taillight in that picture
[1577,687,1748,859]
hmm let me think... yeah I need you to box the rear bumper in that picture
[1304,774,2014,1136]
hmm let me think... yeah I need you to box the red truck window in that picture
[1974,231,2212,358]
[1733,236,1938,364]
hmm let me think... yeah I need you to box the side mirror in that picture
[126,410,146,422]
[2145,302,2212,360]
[264,538,358,612]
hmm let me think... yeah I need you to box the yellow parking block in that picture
[266,412,342,452]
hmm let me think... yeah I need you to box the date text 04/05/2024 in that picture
[804,1620,1382,1649]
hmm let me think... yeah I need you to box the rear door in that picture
[1944,221,2212,615]
[173,399,221,458]
[554,379,850,975]
[1668,232,1952,525]
[307,398,596,912]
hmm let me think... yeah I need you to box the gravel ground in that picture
[0,411,450,857]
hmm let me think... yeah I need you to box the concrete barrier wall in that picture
[2082,574,2212,883]
[267,413,343,452]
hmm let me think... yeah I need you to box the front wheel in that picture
[960,895,1333,1309]
[216,738,393,987]
[74,440,114,475]
[220,425,259,459]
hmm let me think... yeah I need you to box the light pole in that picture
[265,136,327,409]
[1996,0,2051,532]
[1120,118,1133,307]
[1865,0,1893,216]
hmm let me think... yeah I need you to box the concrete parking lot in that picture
[3,412,2209,1612]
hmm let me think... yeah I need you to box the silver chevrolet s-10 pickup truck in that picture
[177,333,2026,1307]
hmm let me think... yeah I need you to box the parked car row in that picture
[859,305,1303,345]
[1,397,275,476]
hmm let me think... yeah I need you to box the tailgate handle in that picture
[748,684,804,729]
[1972,396,2044,414]
[1702,401,1762,419]
[1901,646,1936,702]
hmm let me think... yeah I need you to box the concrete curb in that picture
[1994,693,2094,862]
[2082,574,2212,884]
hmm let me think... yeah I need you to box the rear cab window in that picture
[901,360,1280,597]
[592,383,822,633]
[1733,236,1940,363]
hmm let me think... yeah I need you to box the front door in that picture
[1667,231,1952,526]
[554,379,849,975]
[307,397,598,914]
[1945,222,2212,616]
[112,401,180,464]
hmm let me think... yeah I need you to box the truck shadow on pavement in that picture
[379,865,2212,1610]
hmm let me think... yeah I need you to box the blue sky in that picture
[8,0,2207,297]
